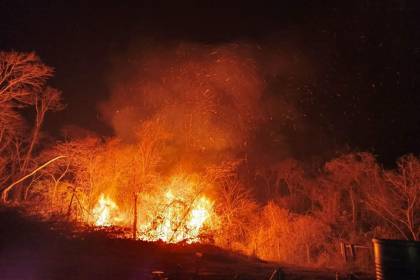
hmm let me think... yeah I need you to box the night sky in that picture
[0,0,419,166]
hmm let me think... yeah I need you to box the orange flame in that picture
[90,176,216,243]
[92,193,124,226]
[138,189,213,243]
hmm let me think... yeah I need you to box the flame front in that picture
[92,193,120,226]
[139,190,213,243]
[90,176,216,243]
[186,197,212,237]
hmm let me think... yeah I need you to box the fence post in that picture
[133,192,138,239]
[349,244,355,260]
[340,241,347,263]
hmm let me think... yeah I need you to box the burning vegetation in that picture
[0,47,419,273]
[89,175,216,244]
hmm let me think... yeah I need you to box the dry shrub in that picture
[366,154,420,240]
[213,178,258,251]
[251,202,330,266]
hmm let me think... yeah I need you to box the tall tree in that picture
[323,152,380,228]
[366,155,420,240]
[0,51,52,104]
[0,51,62,201]
[21,87,64,172]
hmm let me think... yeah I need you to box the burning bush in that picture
[136,174,217,243]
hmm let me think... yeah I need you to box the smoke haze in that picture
[99,41,318,167]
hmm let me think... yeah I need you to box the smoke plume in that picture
[99,40,321,170]
[101,43,267,153]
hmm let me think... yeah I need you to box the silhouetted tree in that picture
[21,87,64,173]
[323,153,381,229]
[366,155,420,240]
[0,51,62,201]
[0,51,53,104]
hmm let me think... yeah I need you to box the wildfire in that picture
[92,193,124,226]
[138,189,213,243]
[90,176,216,243]
[134,176,216,243]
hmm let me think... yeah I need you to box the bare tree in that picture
[214,178,257,248]
[135,118,169,180]
[0,51,58,200]
[322,152,380,228]
[1,155,67,203]
[22,137,102,218]
[0,104,25,185]
[0,104,24,153]
[21,87,64,173]
[366,155,420,240]
[0,51,53,105]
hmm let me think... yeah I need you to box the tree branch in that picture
[1,155,67,203]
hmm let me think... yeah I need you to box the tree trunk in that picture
[67,188,76,219]
[1,155,66,203]
[13,125,40,201]
[22,123,41,174]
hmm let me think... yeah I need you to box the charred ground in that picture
[0,207,373,280]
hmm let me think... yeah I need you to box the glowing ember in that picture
[92,193,122,226]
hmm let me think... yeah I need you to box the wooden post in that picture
[306,243,311,264]
[66,187,76,219]
[133,192,138,240]
[349,244,355,260]
[340,241,347,263]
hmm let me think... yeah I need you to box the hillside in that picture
[0,207,372,280]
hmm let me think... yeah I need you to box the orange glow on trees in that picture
[2,49,418,270]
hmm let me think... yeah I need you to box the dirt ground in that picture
[0,207,374,280]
